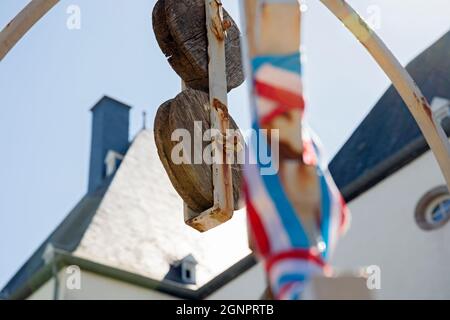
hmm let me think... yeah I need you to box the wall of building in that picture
[27,264,267,300]
[29,149,450,300]
[27,268,175,300]
[28,277,56,300]
[332,150,450,299]
[59,269,175,300]
[207,263,266,300]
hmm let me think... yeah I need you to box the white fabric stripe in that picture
[305,124,345,257]
[255,64,303,95]
[269,259,323,293]
[324,171,342,256]
[245,149,291,252]
[304,124,328,169]
[256,96,278,119]
[279,282,306,300]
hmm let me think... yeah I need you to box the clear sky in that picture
[1,0,449,288]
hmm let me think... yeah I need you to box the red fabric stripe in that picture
[277,282,299,300]
[302,140,317,166]
[244,183,271,256]
[255,80,305,112]
[266,249,325,273]
[339,196,349,234]
[259,103,304,126]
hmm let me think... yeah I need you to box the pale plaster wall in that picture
[59,269,175,300]
[332,150,450,299]
[27,277,55,300]
[28,265,266,300]
[207,263,266,300]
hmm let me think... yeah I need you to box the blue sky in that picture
[1,0,450,288]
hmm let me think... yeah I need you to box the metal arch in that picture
[0,0,59,61]
[319,0,450,191]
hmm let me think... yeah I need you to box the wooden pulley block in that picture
[152,0,244,92]
[154,88,243,213]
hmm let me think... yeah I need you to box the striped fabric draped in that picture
[244,51,349,300]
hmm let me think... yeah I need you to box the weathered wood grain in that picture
[154,88,243,213]
[152,0,201,90]
[154,99,203,211]
[169,88,214,211]
[152,0,244,92]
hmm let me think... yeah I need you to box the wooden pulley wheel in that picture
[154,88,243,213]
[152,0,244,92]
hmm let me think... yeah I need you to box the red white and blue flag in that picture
[244,52,349,300]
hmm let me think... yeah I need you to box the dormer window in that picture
[430,97,450,126]
[181,254,197,284]
[164,254,198,285]
[184,268,192,282]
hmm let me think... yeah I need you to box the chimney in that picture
[88,96,131,193]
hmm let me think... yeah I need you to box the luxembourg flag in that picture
[253,53,305,126]
[244,52,350,300]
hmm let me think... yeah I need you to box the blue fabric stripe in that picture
[291,287,303,300]
[318,167,331,258]
[251,120,310,248]
[248,51,309,249]
[312,140,322,161]
[252,52,302,75]
[276,273,308,299]
[277,273,306,289]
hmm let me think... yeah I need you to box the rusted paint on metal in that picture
[185,205,233,232]
[210,0,226,41]
[421,96,435,124]
[413,92,434,123]
[183,0,234,232]
[220,154,233,212]
[212,98,230,120]
[207,0,234,219]
[222,19,232,31]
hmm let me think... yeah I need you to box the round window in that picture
[415,186,450,231]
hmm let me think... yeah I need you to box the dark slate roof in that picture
[330,30,450,202]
